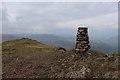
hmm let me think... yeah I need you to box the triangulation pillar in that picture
[75,27,90,53]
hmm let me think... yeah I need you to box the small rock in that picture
[88,53,92,55]
[27,64,32,68]
[2,72,6,75]
[62,63,65,66]
[45,69,48,72]
[13,72,17,75]
[16,58,19,61]
[108,57,116,61]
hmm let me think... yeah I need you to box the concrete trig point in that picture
[75,26,90,53]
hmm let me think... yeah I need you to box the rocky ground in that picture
[1,38,120,78]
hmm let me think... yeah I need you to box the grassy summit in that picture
[2,38,61,55]
[2,38,119,78]
[2,38,106,55]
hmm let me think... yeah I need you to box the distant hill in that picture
[2,34,118,53]
[90,41,117,53]
[2,34,20,42]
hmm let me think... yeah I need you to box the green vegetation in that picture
[2,38,107,56]
[2,38,63,55]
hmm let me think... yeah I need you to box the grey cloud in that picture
[2,2,118,41]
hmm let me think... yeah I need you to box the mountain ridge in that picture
[2,34,118,53]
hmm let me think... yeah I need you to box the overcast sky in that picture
[2,2,118,40]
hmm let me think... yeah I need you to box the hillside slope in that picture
[2,38,61,55]
[2,38,119,78]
